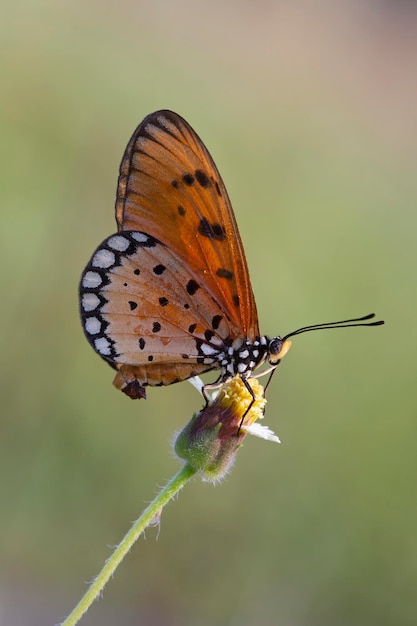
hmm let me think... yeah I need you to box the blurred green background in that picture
[1,1,416,625]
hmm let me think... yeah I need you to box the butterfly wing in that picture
[115,110,259,339]
[79,231,239,397]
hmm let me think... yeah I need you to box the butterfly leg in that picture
[251,362,279,381]
[237,376,257,433]
[202,375,224,407]
[263,364,280,394]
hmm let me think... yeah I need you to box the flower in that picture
[175,376,280,482]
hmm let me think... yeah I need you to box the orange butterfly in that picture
[79,110,383,400]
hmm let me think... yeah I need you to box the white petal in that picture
[187,377,219,402]
[242,422,281,443]
[188,376,204,395]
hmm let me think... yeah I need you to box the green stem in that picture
[61,463,197,626]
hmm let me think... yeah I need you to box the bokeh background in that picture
[1,1,416,625]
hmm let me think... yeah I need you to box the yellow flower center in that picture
[214,376,266,428]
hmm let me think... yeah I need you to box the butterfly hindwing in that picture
[79,230,239,393]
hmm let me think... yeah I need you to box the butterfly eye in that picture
[268,337,292,365]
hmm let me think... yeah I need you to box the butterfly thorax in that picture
[219,335,284,381]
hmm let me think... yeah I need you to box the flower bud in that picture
[175,376,275,482]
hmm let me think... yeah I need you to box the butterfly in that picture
[79,110,384,401]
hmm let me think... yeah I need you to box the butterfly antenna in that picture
[283,313,384,341]
[264,313,384,396]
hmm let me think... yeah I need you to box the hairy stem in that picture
[60,463,196,626]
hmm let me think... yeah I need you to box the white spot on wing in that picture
[94,337,111,355]
[82,293,101,312]
[92,249,115,269]
[85,316,101,335]
[201,343,218,356]
[131,232,150,244]
[237,362,247,373]
[82,271,102,288]
[107,235,130,251]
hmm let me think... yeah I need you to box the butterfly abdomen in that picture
[113,361,218,398]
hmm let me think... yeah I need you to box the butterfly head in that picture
[267,336,292,365]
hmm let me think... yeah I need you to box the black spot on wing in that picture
[186,279,199,295]
[159,297,169,306]
[139,338,146,350]
[233,295,240,307]
[177,205,186,216]
[182,173,194,186]
[195,169,211,188]
[211,315,223,330]
[134,268,140,275]
[153,264,166,275]
[152,322,161,333]
[216,268,233,280]
[128,301,138,311]
[205,329,215,342]
[188,323,197,333]
[198,218,226,241]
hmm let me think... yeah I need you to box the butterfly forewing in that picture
[115,110,259,338]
